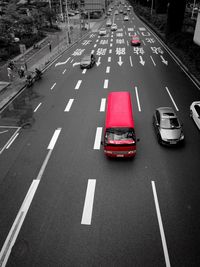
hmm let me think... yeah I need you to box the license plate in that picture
[117,154,124,157]
[170,141,176,144]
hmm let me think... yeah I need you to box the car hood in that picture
[131,39,139,43]
[160,128,181,140]
[81,60,90,64]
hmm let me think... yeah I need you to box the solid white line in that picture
[82,69,87,74]
[106,66,110,73]
[64,99,74,112]
[0,180,40,267]
[93,127,102,149]
[150,56,156,66]
[108,57,111,62]
[6,133,19,149]
[100,98,106,112]
[81,179,96,225]
[130,56,133,67]
[135,86,141,112]
[75,80,82,90]
[62,69,66,74]
[151,181,171,267]
[47,128,62,150]
[34,103,42,112]
[104,79,109,89]
[51,83,56,90]
[165,87,179,111]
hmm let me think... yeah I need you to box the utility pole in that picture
[65,0,71,44]
[151,0,154,15]
[49,0,52,10]
[60,0,63,21]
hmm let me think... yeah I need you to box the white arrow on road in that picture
[118,56,123,66]
[55,57,70,67]
[139,56,145,66]
[160,55,168,65]
[96,57,101,66]
[73,62,80,67]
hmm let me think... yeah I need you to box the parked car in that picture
[115,10,119,15]
[80,54,96,69]
[106,19,112,27]
[153,107,184,145]
[190,101,200,130]
[111,23,117,31]
[99,28,107,36]
[124,15,129,21]
[130,35,141,46]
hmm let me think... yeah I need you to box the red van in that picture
[102,91,139,158]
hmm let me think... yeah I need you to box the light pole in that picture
[150,0,154,15]
[191,0,197,19]
[65,0,71,44]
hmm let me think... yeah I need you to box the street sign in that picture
[19,44,26,54]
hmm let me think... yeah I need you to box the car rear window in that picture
[161,117,180,129]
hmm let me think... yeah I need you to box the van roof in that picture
[106,91,134,128]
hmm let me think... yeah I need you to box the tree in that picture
[166,0,187,37]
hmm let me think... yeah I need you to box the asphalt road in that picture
[0,3,200,267]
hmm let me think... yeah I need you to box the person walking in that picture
[7,66,13,81]
[48,41,52,52]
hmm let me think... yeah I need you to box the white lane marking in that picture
[48,128,62,150]
[75,80,82,90]
[82,69,87,74]
[91,49,95,54]
[104,79,109,89]
[142,40,146,45]
[151,181,171,267]
[96,39,99,42]
[51,83,56,90]
[0,128,20,155]
[130,56,133,67]
[127,40,129,46]
[62,69,66,74]
[81,179,96,225]
[94,44,97,47]
[70,59,74,63]
[110,43,113,47]
[0,180,40,267]
[55,57,70,67]
[135,86,141,112]
[100,98,106,112]
[111,38,113,42]
[106,66,110,73]
[6,133,19,149]
[150,56,156,66]
[108,57,111,62]
[165,87,179,111]
[34,103,42,112]
[93,127,102,149]
[64,99,74,112]
[109,49,112,54]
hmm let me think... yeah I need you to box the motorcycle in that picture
[25,74,33,88]
[34,68,42,81]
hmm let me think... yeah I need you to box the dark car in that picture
[153,107,184,145]
[80,54,96,69]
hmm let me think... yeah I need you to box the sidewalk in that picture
[0,18,104,114]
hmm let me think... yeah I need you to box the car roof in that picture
[157,107,176,117]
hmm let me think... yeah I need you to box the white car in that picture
[124,15,129,21]
[99,28,107,36]
[111,23,117,31]
[190,101,200,130]
[106,20,112,26]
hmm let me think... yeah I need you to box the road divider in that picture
[93,127,102,150]
[104,79,109,89]
[106,66,110,73]
[64,99,74,112]
[75,80,82,90]
[100,98,106,112]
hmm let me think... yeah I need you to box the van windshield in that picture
[105,128,135,142]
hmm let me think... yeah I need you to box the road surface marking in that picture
[6,133,19,149]
[130,56,133,67]
[70,59,74,63]
[51,83,56,90]
[151,181,171,267]
[82,69,87,74]
[64,99,74,112]
[75,80,82,90]
[110,43,113,47]
[135,86,141,112]
[150,56,156,66]
[104,79,109,89]
[93,127,102,149]
[0,130,8,134]
[100,98,106,112]
[81,179,96,225]
[94,44,97,47]
[108,57,111,62]
[142,40,146,45]
[55,57,70,67]
[96,39,99,42]
[165,87,179,111]
[127,40,129,46]
[62,69,66,74]
[34,103,42,112]
[48,128,62,150]
[106,66,110,73]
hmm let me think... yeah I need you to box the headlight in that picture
[180,134,184,140]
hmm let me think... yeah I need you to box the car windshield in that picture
[160,117,180,129]
[132,36,139,40]
[105,128,135,141]
[82,55,90,61]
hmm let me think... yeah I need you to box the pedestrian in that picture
[7,66,13,81]
[48,41,52,52]
[18,65,25,78]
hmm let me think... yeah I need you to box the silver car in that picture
[153,107,184,145]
